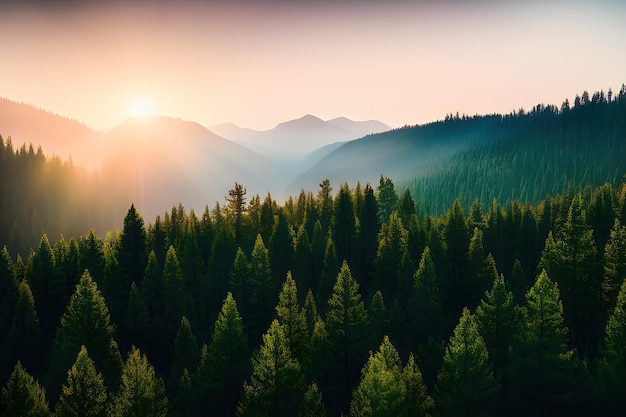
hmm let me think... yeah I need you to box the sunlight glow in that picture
[130,98,155,118]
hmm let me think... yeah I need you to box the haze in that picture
[1,0,624,132]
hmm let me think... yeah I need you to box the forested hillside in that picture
[294,86,626,214]
[2,178,626,416]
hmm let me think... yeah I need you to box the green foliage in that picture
[326,261,369,404]
[412,247,443,344]
[436,308,499,417]
[349,336,433,417]
[299,383,326,417]
[237,320,304,417]
[0,361,51,417]
[55,346,108,417]
[49,270,114,395]
[114,346,168,417]
[276,272,308,361]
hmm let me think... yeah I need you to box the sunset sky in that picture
[1,0,625,132]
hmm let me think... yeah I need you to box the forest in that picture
[1,172,626,416]
[2,86,626,258]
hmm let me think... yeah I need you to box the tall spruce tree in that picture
[436,308,499,417]
[49,270,114,397]
[237,320,304,417]
[325,261,369,407]
[0,361,51,417]
[114,346,168,417]
[54,346,108,417]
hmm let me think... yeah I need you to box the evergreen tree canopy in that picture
[55,346,108,417]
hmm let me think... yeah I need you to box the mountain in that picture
[98,115,270,221]
[291,89,626,214]
[0,98,98,166]
[209,114,391,157]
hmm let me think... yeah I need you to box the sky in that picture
[1,0,625,132]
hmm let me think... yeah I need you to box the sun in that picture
[130,98,155,118]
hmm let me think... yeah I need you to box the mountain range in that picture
[0,98,391,221]
[2,86,625,229]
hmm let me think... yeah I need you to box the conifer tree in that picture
[0,245,16,338]
[374,212,408,300]
[326,261,369,405]
[302,289,319,337]
[117,204,147,289]
[229,247,250,317]
[595,279,626,412]
[475,274,521,376]
[412,247,444,344]
[292,224,313,301]
[436,308,499,417]
[208,292,249,378]
[6,279,43,375]
[169,316,199,394]
[318,236,339,309]
[349,336,404,417]
[237,320,303,417]
[78,230,104,284]
[443,199,469,316]
[270,210,293,293]
[376,175,398,224]
[249,234,273,337]
[50,270,114,394]
[511,270,580,414]
[0,361,51,417]
[332,182,356,265]
[299,383,326,417]
[55,346,108,417]
[163,246,184,342]
[29,234,59,337]
[276,272,308,361]
[349,336,434,417]
[601,219,626,310]
[114,346,168,417]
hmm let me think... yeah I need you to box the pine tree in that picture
[332,182,356,265]
[373,212,408,300]
[162,246,184,345]
[325,261,369,406]
[376,175,398,224]
[436,308,499,417]
[412,247,444,345]
[117,204,147,291]
[114,346,168,417]
[601,219,626,310]
[511,270,580,414]
[475,274,521,378]
[299,383,326,417]
[169,316,199,395]
[54,346,108,417]
[249,234,273,337]
[349,336,404,417]
[292,224,313,301]
[595,279,626,412]
[209,292,249,376]
[49,270,114,396]
[402,353,435,417]
[318,236,339,309]
[0,361,51,417]
[276,272,308,362]
[349,336,434,417]
[237,320,303,417]
[302,289,319,337]
[270,210,293,292]
[442,199,469,316]
[5,280,42,375]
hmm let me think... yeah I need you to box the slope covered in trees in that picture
[293,86,626,214]
[1,177,626,416]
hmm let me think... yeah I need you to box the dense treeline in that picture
[295,85,626,215]
[400,86,626,214]
[2,176,626,416]
[0,138,132,256]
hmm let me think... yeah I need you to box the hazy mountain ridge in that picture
[0,97,98,166]
[295,89,626,213]
[209,114,391,157]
